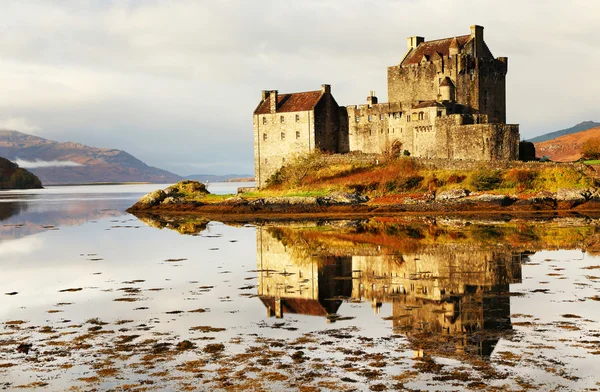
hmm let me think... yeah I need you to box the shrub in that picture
[403,150,411,156]
[503,168,536,190]
[447,173,466,184]
[581,138,600,160]
[469,169,502,191]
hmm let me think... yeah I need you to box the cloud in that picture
[0,0,597,174]
[0,117,41,133]
[15,158,84,169]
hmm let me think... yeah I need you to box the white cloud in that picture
[0,236,44,257]
[15,158,84,168]
[0,117,41,133]
[0,0,597,174]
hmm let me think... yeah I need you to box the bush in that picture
[469,169,502,191]
[403,150,411,156]
[581,138,600,160]
[383,175,424,193]
[503,168,536,190]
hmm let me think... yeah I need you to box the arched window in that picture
[418,112,425,120]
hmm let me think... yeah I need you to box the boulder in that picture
[436,189,470,201]
[317,193,369,205]
[468,194,514,206]
[131,189,166,209]
[556,188,587,202]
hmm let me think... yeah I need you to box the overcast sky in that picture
[0,0,598,175]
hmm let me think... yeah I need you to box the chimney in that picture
[407,36,425,50]
[321,84,331,94]
[269,90,278,113]
[366,91,378,105]
[470,25,484,57]
[261,90,269,101]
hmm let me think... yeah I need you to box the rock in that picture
[222,196,248,205]
[262,197,318,205]
[468,194,514,206]
[436,189,470,201]
[162,196,184,205]
[166,180,209,196]
[556,188,587,202]
[131,189,166,209]
[317,193,369,205]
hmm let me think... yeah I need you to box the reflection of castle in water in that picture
[256,224,524,357]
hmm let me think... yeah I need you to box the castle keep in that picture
[253,25,520,187]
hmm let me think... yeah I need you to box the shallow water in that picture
[1,185,599,391]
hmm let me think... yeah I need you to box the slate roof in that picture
[254,90,323,115]
[402,34,472,66]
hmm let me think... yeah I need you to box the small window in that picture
[356,116,360,123]
[418,112,425,120]
[280,115,284,123]
[282,158,285,163]
[368,115,373,122]
[394,112,400,119]
[369,130,372,136]
[281,132,285,140]
[407,115,411,122]
[296,131,300,139]
[265,158,268,164]
[380,114,384,120]
[437,111,442,117]
[262,117,267,124]
[295,114,300,122]
[263,133,267,141]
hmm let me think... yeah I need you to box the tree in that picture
[581,138,600,160]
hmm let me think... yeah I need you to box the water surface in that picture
[1,185,599,391]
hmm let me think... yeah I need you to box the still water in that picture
[1,184,599,391]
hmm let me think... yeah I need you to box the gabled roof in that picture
[439,77,454,87]
[254,90,323,115]
[402,34,472,66]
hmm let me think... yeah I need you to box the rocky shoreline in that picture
[125,181,600,218]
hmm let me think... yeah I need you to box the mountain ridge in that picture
[534,126,600,162]
[0,130,182,184]
[527,121,600,143]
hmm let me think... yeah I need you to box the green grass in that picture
[584,160,600,165]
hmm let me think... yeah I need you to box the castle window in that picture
[265,158,268,164]
[394,112,399,119]
[262,117,267,124]
[295,114,300,122]
[263,133,267,141]
[281,132,285,140]
[418,112,425,120]
[356,116,360,122]
[380,114,384,120]
[437,111,442,117]
[407,115,411,122]
[368,115,373,122]
[296,131,300,139]
[282,158,285,163]
[369,130,372,136]
[280,115,284,123]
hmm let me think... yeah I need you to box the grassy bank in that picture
[253,152,596,198]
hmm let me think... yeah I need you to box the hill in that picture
[0,130,182,185]
[0,156,42,189]
[185,174,254,182]
[527,121,600,143]
[534,126,600,162]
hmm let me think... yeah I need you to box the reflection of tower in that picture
[256,227,352,320]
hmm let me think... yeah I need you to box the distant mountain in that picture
[527,121,600,143]
[0,130,182,185]
[534,126,600,162]
[185,174,254,182]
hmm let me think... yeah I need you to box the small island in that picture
[0,156,43,190]
[127,153,600,220]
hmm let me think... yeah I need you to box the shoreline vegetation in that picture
[127,152,600,219]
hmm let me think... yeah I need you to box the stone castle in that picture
[253,25,520,187]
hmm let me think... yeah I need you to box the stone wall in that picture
[434,115,519,160]
[254,110,316,187]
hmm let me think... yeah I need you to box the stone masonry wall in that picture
[254,110,315,187]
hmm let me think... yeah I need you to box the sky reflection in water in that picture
[0,185,599,390]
